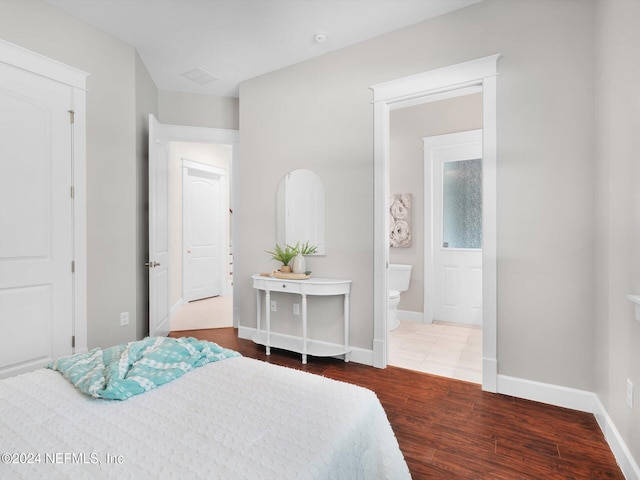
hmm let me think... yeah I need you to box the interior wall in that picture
[159,91,239,130]
[0,0,142,348]
[0,1,242,350]
[389,93,482,314]
[168,142,232,310]
[238,0,597,391]
[595,0,640,463]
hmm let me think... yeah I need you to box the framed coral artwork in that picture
[389,193,412,247]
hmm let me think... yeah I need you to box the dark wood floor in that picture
[170,328,624,479]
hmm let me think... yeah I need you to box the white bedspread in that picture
[0,356,411,479]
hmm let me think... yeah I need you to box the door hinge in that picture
[71,260,75,273]
[70,186,75,198]
[72,335,75,348]
[68,110,75,124]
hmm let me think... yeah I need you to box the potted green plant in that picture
[297,241,318,255]
[265,243,298,273]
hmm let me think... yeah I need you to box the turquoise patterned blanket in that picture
[48,337,241,400]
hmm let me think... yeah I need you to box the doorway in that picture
[426,129,483,327]
[170,145,232,330]
[371,54,499,392]
[386,97,483,382]
[182,160,227,303]
[147,115,239,337]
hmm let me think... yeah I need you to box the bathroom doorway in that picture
[371,54,499,391]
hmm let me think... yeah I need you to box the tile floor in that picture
[388,319,482,384]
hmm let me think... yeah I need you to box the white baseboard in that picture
[373,338,385,368]
[482,357,497,393]
[423,304,433,324]
[350,346,374,366]
[237,325,253,341]
[593,396,640,480]
[498,374,639,479]
[237,326,374,367]
[397,309,424,323]
[497,374,596,412]
[397,309,481,327]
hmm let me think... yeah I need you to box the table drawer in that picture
[266,280,301,294]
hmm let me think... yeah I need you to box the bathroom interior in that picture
[387,91,483,384]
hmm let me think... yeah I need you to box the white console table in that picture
[251,274,352,364]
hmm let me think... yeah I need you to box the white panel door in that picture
[0,62,74,377]
[183,166,222,302]
[148,115,170,337]
[431,130,483,326]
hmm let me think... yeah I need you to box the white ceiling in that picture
[47,0,480,97]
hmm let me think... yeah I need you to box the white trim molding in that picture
[0,39,89,90]
[371,55,499,105]
[498,375,640,480]
[370,54,500,395]
[593,397,640,480]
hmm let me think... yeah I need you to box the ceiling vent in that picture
[181,67,218,85]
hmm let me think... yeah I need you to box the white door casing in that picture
[371,54,499,392]
[0,40,87,378]
[182,160,226,302]
[148,114,171,337]
[426,130,483,326]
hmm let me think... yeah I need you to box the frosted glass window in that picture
[442,158,482,249]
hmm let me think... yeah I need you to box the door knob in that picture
[145,261,161,268]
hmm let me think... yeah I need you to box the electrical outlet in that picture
[627,379,634,408]
[120,312,129,326]
[293,303,300,315]
[270,300,277,312]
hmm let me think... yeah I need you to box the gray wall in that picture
[0,1,239,350]
[159,91,239,130]
[3,0,640,466]
[0,0,142,348]
[595,0,640,463]
[238,0,597,392]
[135,51,159,340]
[389,93,483,313]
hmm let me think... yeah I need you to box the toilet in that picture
[388,263,412,331]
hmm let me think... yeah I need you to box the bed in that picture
[0,341,411,479]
